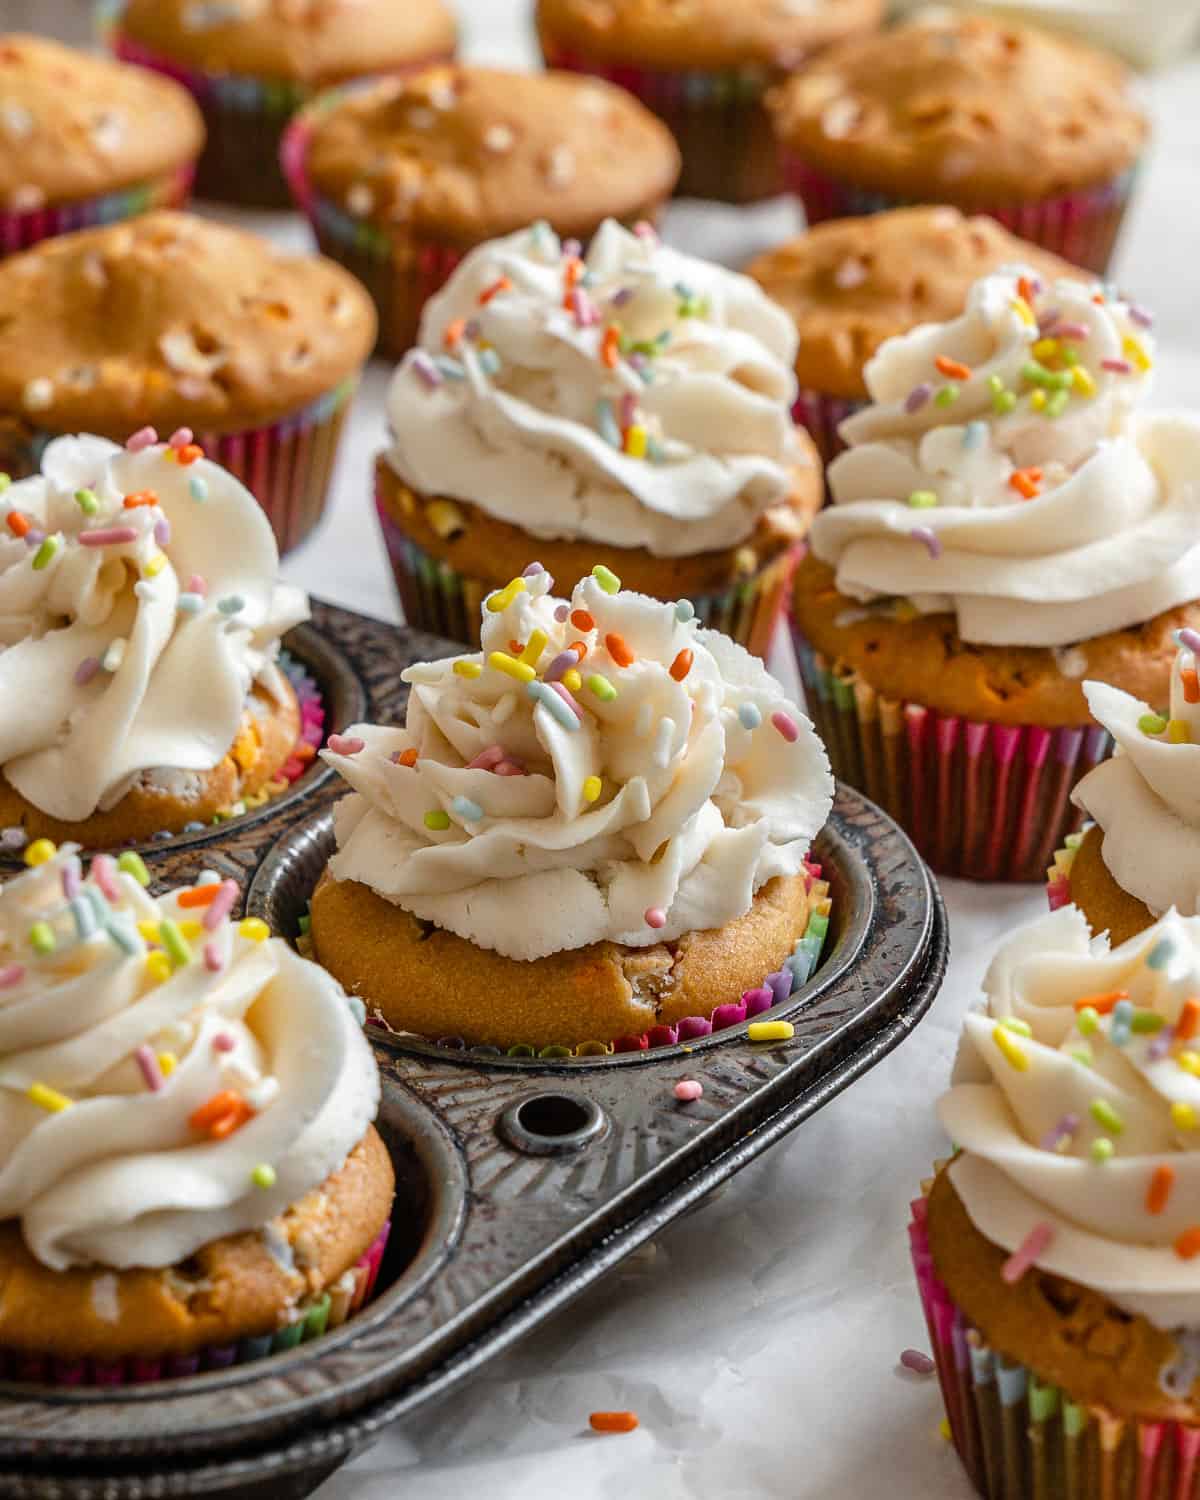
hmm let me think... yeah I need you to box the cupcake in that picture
[0,844,392,1383]
[0,211,376,553]
[0,33,203,257]
[281,66,681,357]
[101,0,457,208]
[309,564,835,1055]
[746,206,1085,467]
[0,432,313,853]
[376,218,821,657]
[535,0,883,204]
[792,265,1200,883]
[769,10,1148,274]
[915,905,1200,1500]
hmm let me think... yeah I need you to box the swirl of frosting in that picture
[383,220,804,558]
[0,846,378,1271]
[1072,643,1200,916]
[321,566,833,960]
[811,268,1200,648]
[940,906,1200,1329]
[0,434,308,821]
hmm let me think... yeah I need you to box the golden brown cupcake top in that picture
[117,0,456,84]
[0,34,204,213]
[536,0,884,72]
[0,211,376,436]
[769,11,1148,203]
[301,66,682,243]
[747,207,1085,399]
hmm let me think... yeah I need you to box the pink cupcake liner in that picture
[793,629,1112,882]
[792,387,865,470]
[0,1219,389,1387]
[781,153,1140,275]
[910,1197,1200,1500]
[0,163,194,259]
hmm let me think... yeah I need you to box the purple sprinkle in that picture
[610,286,636,307]
[24,528,44,547]
[1037,308,1061,334]
[1177,628,1200,657]
[154,517,171,547]
[1130,305,1154,329]
[522,561,545,577]
[411,351,442,390]
[554,603,570,622]
[1040,1112,1080,1151]
[548,680,584,719]
[562,238,582,259]
[1101,358,1133,374]
[899,1349,936,1376]
[1148,1026,1176,1062]
[1053,321,1089,341]
[904,383,932,414]
[910,526,942,560]
[620,392,638,429]
[74,656,101,686]
[544,650,577,683]
[570,288,599,327]
[464,318,481,341]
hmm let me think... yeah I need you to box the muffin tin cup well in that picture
[0,163,195,260]
[0,603,948,1500]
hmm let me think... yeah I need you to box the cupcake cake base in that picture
[1046,825,1155,947]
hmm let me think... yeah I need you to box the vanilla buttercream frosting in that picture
[383,220,806,558]
[812,268,1200,648]
[0,845,378,1272]
[941,906,1200,1330]
[321,565,833,961]
[0,433,308,822]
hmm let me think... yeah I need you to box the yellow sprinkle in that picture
[625,425,648,459]
[453,660,482,679]
[939,1419,952,1442]
[563,668,582,692]
[1032,338,1060,361]
[28,1082,72,1113]
[145,951,172,984]
[1123,335,1152,372]
[488,651,536,684]
[992,1024,1029,1071]
[239,918,270,943]
[23,838,57,868]
[747,1020,795,1042]
[1173,1101,1198,1130]
[179,920,204,940]
[138,921,160,942]
[485,578,527,613]
[1010,297,1035,326]
[582,775,602,803]
[1168,719,1192,744]
[1029,389,1047,411]
[143,552,168,579]
[520,629,548,667]
[1180,1051,1200,1076]
[1072,365,1097,398]
[158,1052,177,1077]
[163,447,179,464]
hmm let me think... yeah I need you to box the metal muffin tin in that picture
[0,602,949,1499]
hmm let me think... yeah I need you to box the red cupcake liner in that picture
[0,1218,389,1387]
[792,387,865,469]
[0,163,194,259]
[780,153,1140,275]
[793,628,1112,882]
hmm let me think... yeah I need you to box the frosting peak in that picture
[322,565,833,960]
[384,220,805,558]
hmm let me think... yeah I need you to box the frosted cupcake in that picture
[915,906,1200,1498]
[0,845,391,1382]
[792,267,1200,882]
[0,433,314,852]
[310,564,834,1054]
[377,219,822,658]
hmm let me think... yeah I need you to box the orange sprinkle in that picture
[443,318,467,350]
[1072,989,1129,1014]
[1008,467,1043,500]
[397,748,419,768]
[123,490,159,509]
[5,510,29,537]
[935,355,972,381]
[1017,276,1037,306]
[209,1100,253,1139]
[1184,668,1200,705]
[601,325,620,370]
[176,443,204,466]
[1148,1164,1176,1215]
[571,609,595,632]
[177,884,221,909]
[189,1091,245,1131]
[1093,292,1106,305]
[1178,998,1200,1042]
[605,632,634,667]
[570,640,588,661]
[1176,1227,1200,1260]
[670,649,693,681]
[589,1412,639,1434]
[509,640,523,655]
[564,258,584,291]
[478,275,512,306]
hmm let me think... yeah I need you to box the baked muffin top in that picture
[535,0,884,72]
[0,34,204,213]
[0,212,376,435]
[748,206,1085,399]
[769,11,1148,203]
[117,0,456,84]
[300,67,681,243]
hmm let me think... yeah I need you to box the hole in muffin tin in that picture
[498,1092,608,1155]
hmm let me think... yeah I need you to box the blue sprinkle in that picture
[963,421,987,449]
[646,436,666,463]
[451,795,484,822]
[177,592,205,614]
[527,680,580,732]
[595,398,622,449]
[189,477,208,502]
[105,916,141,956]
[217,595,245,616]
[478,348,501,377]
[738,702,762,731]
[434,356,466,381]
[70,897,97,941]
[675,599,695,623]
[1147,939,1176,970]
[1110,998,1134,1047]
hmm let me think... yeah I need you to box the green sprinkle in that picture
[74,488,99,516]
[116,851,150,887]
[29,921,56,955]
[1045,388,1071,418]
[251,1163,277,1189]
[987,374,1005,394]
[0,473,10,493]
[934,383,959,407]
[907,490,938,509]
[1139,713,1168,736]
[991,386,1017,415]
[587,673,618,702]
[424,809,451,831]
[1131,1010,1166,1034]
[999,1016,1032,1037]
[592,564,621,595]
[1076,1006,1100,1036]
[158,919,192,970]
[1089,1098,1124,1135]
[1062,347,1080,366]
[1069,1044,1093,1067]
[31,535,59,571]
[1090,1137,1115,1162]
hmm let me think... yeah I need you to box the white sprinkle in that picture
[653,717,676,769]
[492,691,517,725]
[21,377,53,412]
[346,182,374,216]
[834,258,868,290]
[246,1075,280,1112]
[821,98,861,139]
[90,1274,120,1324]
[102,638,127,673]
[483,123,515,153]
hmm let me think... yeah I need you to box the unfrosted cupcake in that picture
[0,33,202,257]
[309,564,834,1055]
[915,905,1200,1500]
[746,206,1084,465]
[282,65,681,357]
[377,218,821,657]
[0,212,375,552]
[0,433,314,853]
[792,266,1200,882]
[101,0,456,207]
[535,0,883,204]
[769,10,1148,274]
[0,845,392,1382]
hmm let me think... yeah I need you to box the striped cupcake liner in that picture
[0,379,356,555]
[910,1196,1200,1500]
[0,163,195,260]
[0,1219,389,1387]
[1047,830,1089,913]
[781,153,1141,276]
[792,388,865,470]
[376,487,798,661]
[793,629,1112,882]
[539,37,784,203]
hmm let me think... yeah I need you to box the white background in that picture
[14,1,1200,1495]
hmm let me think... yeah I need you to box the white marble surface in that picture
[19,3,1200,1496]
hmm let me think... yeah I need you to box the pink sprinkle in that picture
[125,426,157,452]
[562,237,582,259]
[188,574,207,597]
[548,680,584,719]
[468,745,506,771]
[168,427,194,449]
[1101,358,1133,374]
[91,854,120,902]
[911,525,942,560]
[645,907,666,929]
[1179,627,1200,656]
[619,392,638,429]
[134,1043,164,1092]
[554,603,570,623]
[610,286,636,308]
[494,759,526,777]
[1001,1222,1055,1285]
[79,526,137,547]
[154,517,171,546]
[203,939,225,973]
[1037,308,1061,333]
[904,383,932,413]
[61,859,81,900]
[634,220,657,243]
[1054,321,1089,341]
[74,656,101,686]
[522,562,545,578]
[771,711,799,743]
[327,734,365,756]
[1130,305,1154,330]
[570,288,599,327]
[202,879,239,932]
[544,650,577,683]
[411,351,442,390]
[0,964,25,988]
[674,1080,703,1102]
[212,1032,236,1053]
[899,1349,935,1376]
